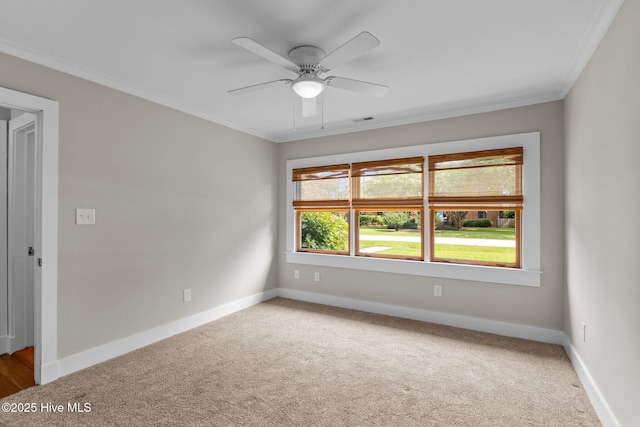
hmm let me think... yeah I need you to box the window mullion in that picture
[350,209,356,257]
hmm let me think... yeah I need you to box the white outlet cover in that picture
[76,208,96,225]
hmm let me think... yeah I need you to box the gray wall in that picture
[0,107,10,120]
[0,52,279,358]
[564,0,640,424]
[278,101,565,330]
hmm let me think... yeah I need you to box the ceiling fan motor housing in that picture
[288,45,327,98]
[288,45,326,72]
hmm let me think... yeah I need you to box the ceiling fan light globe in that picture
[292,80,324,98]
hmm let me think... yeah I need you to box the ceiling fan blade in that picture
[228,79,291,95]
[326,76,388,97]
[319,31,380,71]
[232,37,298,70]
[301,97,317,117]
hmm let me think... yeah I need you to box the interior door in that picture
[7,113,36,354]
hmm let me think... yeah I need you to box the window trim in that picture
[285,132,541,287]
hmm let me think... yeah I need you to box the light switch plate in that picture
[76,208,96,225]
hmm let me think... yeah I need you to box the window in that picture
[293,164,350,254]
[352,157,424,260]
[428,147,523,268]
[293,157,424,260]
[286,132,541,287]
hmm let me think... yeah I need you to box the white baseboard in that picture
[56,288,278,378]
[39,361,59,385]
[276,288,564,345]
[562,336,620,427]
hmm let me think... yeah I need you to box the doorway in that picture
[0,87,59,386]
[0,111,37,396]
[7,112,37,355]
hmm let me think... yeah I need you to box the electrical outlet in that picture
[434,285,443,297]
[314,272,320,282]
[76,208,96,225]
[183,289,192,302]
[582,321,586,342]
[294,270,300,279]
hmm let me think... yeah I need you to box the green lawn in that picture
[358,241,515,263]
[435,227,515,240]
[433,244,515,264]
[358,226,516,262]
[359,226,421,237]
[359,226,515,240]
[359,240,421,257]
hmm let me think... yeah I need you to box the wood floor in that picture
[0,346,35,399]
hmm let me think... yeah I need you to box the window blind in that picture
[351,156,424,207]
[292,164,350,208]
[428,148,523,209]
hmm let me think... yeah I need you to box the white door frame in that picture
[0,87,58,385]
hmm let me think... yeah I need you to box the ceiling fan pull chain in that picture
[292,103,296,134]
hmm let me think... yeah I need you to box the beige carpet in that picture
[0,298,599,426]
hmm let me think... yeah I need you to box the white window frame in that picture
[285,132,541,287]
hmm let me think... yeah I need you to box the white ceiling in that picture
[0,0,622,142]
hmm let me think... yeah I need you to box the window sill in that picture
[285,251,541,287]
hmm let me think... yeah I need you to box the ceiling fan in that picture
[228,31,389,117]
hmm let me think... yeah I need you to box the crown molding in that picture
[558,0,624,97]
[0,39,274,142]
[272,90,564,143]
